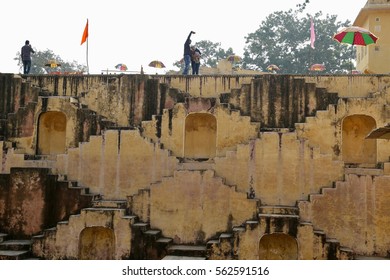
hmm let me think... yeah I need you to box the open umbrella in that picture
[309,63,326,71]
[333,26,378,46]
[226,55,242,63]
[266,64,280,72]
[45,60,61,68]
[149,60,165,68]
[366,125,390,139]
[115,64,128,71]
[333,26,378,73]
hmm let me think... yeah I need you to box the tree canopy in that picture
[193,40,235,68]
[15,49,87,74]
[242,9,354,74]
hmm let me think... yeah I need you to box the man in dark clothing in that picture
[182,31,195,75]
[21,40,35,74]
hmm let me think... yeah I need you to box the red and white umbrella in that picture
[333,26,378,46]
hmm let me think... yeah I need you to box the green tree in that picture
[173,40,235,69]
[15,49,87,74]
[243,9,354,74]
[194,40,235,67]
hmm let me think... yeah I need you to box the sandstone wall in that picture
[296,91,390,162]
[36,208,132,259]
[215,131,344,206]
[55,129,178,199]
[145,170,258,244]
[299,173,390,256]
[0,168,91,238]
[158,103,260,158]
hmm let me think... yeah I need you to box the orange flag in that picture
[81,19,88,45]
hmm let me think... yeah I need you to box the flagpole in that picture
[86,35,89,74]
[81,19,89,74]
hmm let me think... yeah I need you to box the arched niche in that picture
[79,227,115,260]
[342,115,376,164]
[184,113,217,159]
[37,111,66,155]
[259,233,298,260]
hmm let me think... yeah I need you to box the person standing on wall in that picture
[190,45,201,75]
[182,31,195,75]
[21,40,35,74]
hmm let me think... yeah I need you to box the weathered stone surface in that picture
[2,73,390,260]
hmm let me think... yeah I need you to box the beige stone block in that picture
[383,162,390,175]
[149,170,257,244]
[297,223,314,260]
[66,148,80,181]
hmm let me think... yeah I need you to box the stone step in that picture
[259,205,299,215]
[206,240,219,247]
[345,167,383,176]
[23,154,56,161]
[81,207,126,214]
[219,233,233,240]
[355,255,390,260]
[258,213,300,219]
[245,220,259,230]
[0,240,32,251]
[0,233,8,243]
[0,250,30,260]
[177,161,215,171]
[162,255,206,260]
[132,222,149,232]
[232,226,245,233]
[92,199,127,209]
[167,244,207,258]
[143,230,162,241]
[326,238,339,244]
[339,246,355,260]
[22,160,56,168]
[156,237,173,244]
[122,215,137,221]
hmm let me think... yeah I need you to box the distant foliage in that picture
[15,49,87,74]
[194,40,235,68]
[243,8,354,74]
[296,0,310,13]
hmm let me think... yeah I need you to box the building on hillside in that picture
[354,0,390,73]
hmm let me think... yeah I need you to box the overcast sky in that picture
[0,0,367,74]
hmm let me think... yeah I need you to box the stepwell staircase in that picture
[127,159,260,260]
[2,75,388,259]
[31,198,137,260]
[130,219,208,260]
[0,235,34,260]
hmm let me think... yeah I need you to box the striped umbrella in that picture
[309,63,326,71]
[115,63,128,71]
[333,26,378,46]
[45,60,61,68]
[266,64,280,72]
[148,60,166,68]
